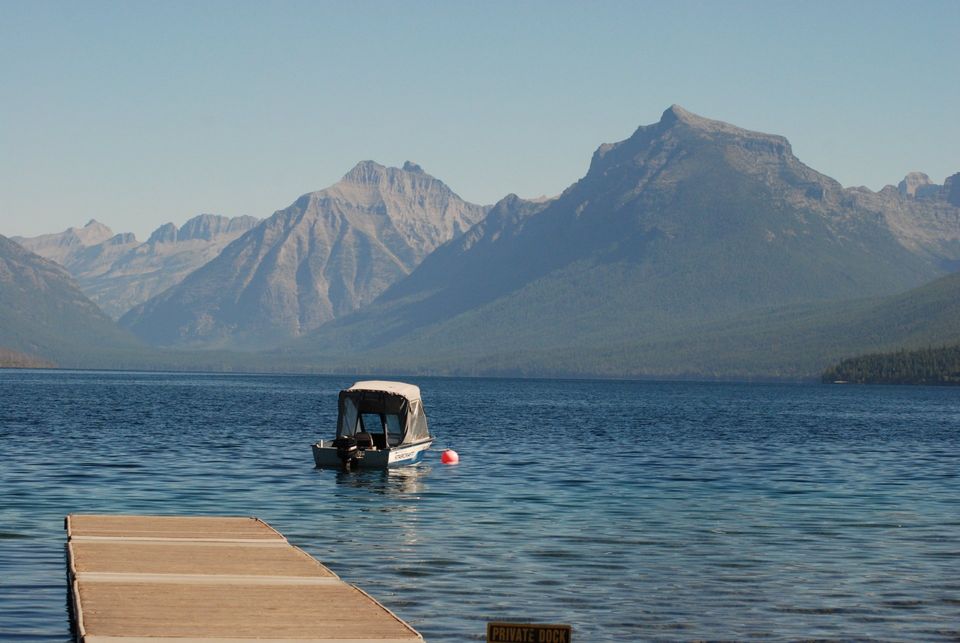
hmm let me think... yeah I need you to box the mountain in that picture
[120,162,488,349]
[12,219,116,266]
[75,214,260,318]
[14,215,260,318]
[0,234,149,367]
[852,170,960,269]
[597,267,960,380]
[279,105,960,377]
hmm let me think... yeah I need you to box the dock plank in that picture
[67,515,284,541]
[66,514,422,642]
[69,541,336,577]
[75,582,419,639]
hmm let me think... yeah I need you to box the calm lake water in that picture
[0,370,958,641]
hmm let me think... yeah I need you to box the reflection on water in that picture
[1,371,959,641]
[331,466,430,497]
[329,468,427,548]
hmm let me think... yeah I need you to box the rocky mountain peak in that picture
[178,214,257,241]
[179,214,221,241]
[145,215,259,245]
[72,220,115,245]
[588,105,795,187]
[10,220,116,264]
[342,160,387,184]
[122,161,487,349]
[898,172,939,198]
[657,104,787,145]
[339,160,438,189]
[495,193,523,208]
[944,172,960,207]
[148,222,178,244]
[326,160,465,214]
[660,104,718,129]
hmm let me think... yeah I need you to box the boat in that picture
[312,381,434,471]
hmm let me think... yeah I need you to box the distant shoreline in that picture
[0,348,54,369]
[822,345,960,386]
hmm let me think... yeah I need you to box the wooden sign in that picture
[487,622,572,643]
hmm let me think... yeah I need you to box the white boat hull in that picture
[312,439,433,470]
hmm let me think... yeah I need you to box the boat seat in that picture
[355,432,375,449]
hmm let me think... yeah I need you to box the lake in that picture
[0,371,958,641]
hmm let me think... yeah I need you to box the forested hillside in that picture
[0,347,54,368]
[823,345,960,385]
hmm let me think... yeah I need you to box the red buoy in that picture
[440,449,459,465]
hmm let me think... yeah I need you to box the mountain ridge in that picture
[7,105,959,378]
[278,105,960,376]
[0,234,149,367]
[14,214,261,317]
[120,161,488,349]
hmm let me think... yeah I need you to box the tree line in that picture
[822,344,960,385]
[0,347,54,369]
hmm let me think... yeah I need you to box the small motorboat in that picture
[312,380,434,471]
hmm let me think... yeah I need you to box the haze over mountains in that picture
[0,234,147,367]
[120,161,487,349]
[14,214,259,318]
[281,106,960,375]
[3,105,959,377]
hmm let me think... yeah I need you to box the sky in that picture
[1,0,958,241]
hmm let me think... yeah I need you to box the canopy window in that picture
[335,381,430,447]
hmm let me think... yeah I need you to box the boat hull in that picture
[312,439,433,470]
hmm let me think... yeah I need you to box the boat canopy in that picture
[336,381,431,447]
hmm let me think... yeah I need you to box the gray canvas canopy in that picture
[336,381,431,447]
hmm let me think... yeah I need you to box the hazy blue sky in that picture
[1,0,957,240]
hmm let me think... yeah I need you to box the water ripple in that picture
[1,373,959,641]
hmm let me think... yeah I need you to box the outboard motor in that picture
[333,435,360,471]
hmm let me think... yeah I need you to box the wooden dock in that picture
[65,514,423,643]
